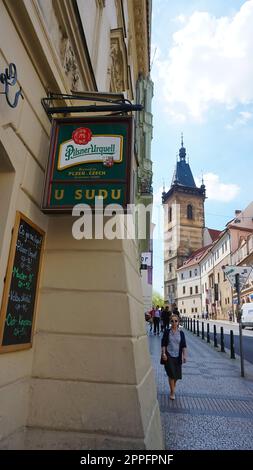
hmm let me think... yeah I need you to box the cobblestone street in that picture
[149,327,253,450]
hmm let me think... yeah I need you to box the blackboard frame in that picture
[0,212,45,353]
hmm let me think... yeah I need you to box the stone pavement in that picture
[148,327,253,450]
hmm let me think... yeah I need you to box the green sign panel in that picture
[42,116,133,212]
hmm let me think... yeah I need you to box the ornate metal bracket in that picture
[41,91,143,120]
[0,63,24,108]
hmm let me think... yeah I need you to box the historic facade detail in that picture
[110,28,129,93]
[37,0,81,91]
[96,0,106,7]
[62,39,80,91]
[133,0,150,75]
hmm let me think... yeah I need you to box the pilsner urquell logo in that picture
[57,127,123,170]
[72,127,92,145]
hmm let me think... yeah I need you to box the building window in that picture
[183,286,186,294]
[217,273,220,283]
[168,206,172,222]
[189,270,192,277]
[195,286,198,294]
[191,308,194,313]
[180,309,182,313]
[187,204,193,219]
[194,268,198,276]
[190,287,193,295]
[181,272,184,279]
[169,263,172,272]
[195,308,197,313]
[184,309,186,313]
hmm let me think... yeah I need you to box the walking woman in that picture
[161,314,187,400]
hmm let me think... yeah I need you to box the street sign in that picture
[222,265,252,292]
[141,252,152,267]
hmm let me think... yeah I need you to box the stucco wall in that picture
[0,0,162,449]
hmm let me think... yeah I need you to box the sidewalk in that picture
[148,328,253,450]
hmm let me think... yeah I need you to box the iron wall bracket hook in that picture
[0,63,24,108]
[41,91,143,119]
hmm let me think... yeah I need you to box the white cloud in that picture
[155,1,253,120]
[173,15,187,25]
[196,173,240,202]
[226,110,253,129]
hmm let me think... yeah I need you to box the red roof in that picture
[207,228,222,242]
[178,244,212,270]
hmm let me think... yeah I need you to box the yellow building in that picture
[0,0,162,449]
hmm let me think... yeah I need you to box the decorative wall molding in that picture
[133,0,149,75]
[110,28,129,93]
[96,0,105,8]
[62,38,80,91]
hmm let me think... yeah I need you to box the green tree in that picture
[152,290,164,308]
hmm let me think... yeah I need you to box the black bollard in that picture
[193,319,196,334]
[190,318,193,332]
[230,330,235,359]
[220,326,225,352]
[207,323,210,343]
[197,320,199,337]
[213,324,218,347]
[202,321,204,340]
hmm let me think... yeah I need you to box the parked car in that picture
[241,304,253,329]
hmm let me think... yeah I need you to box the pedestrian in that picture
[161,314,187,400]
[172,305,179,316]
[153,305,161,335]
[160,306,165,332]
[148,306,155,333]
[173,305,183,326]
[161,305,171,330]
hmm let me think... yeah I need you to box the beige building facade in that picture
[0,0,163,450]
[177,205,253,320]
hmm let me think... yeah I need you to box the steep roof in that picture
[206,228,222,242]
[177,244,212,270]
[172,159,196,188]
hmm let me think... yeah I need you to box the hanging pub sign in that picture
[42,116,133,212]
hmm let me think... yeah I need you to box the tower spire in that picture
[179,133,186,161]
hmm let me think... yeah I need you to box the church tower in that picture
[162,135,206,306]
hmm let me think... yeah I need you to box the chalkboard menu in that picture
[0,212,45,353]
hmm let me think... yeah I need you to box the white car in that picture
[241,303,253,329]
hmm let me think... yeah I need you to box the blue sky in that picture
[151,0,253,295]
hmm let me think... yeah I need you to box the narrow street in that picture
[148,327,253,450]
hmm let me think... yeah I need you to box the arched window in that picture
[187,204,193,219]
[168,206,172,222]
